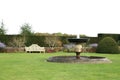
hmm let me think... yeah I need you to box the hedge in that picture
[96,37,120,54]
[0,35,76,47]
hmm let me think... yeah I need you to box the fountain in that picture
[68,34,88,59]
[47,34,112,63]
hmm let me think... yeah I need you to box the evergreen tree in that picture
[20,23,33,35]
[0,20,6,35]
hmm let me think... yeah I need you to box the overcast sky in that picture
[0,0,120,37]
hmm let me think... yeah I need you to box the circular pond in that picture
[47,56,112,63]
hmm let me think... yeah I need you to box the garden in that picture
[0,24,120,80]
[0,52,120,80]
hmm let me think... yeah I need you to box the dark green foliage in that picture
[0,20,6,35]
[88,37,98,44]
[96,37,119,54]
[25,36,46,47]
[98,33,119,42]
[0,35,14,46]
[61,35,76,45]
[20,23,33,35]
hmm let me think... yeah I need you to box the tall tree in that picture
[20,23,33,35]
[20,23,33,46]
[0,20,6,35]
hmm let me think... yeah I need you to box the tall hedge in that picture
[25,35,46,47]
[0,35,76,47]
[0,35,21,46]
[96,37,119,54]
[98,33,119,42]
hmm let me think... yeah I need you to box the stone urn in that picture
[74,43,82,59]
[68,38,89,59]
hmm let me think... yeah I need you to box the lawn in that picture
[0,52,120,80]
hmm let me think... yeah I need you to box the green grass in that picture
[0,52,120,80]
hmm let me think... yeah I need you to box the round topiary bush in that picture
[96,37,119,54]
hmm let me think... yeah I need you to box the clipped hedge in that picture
[98,33,119,42]
[0,35,13,45]
[0,35,76,47]
[88,37,98,44]
[25,35,46,46]
[96,37,120,54]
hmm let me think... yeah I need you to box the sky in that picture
[0,0,120,37]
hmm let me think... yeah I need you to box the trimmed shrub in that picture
[96,37,119,54]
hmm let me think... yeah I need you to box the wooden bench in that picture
[25,44,45,53]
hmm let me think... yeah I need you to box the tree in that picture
[20,23,33,35]
[44,36,62,49]
[96,37,119,54]
[0,20,6,35]
[8,36,25,47]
